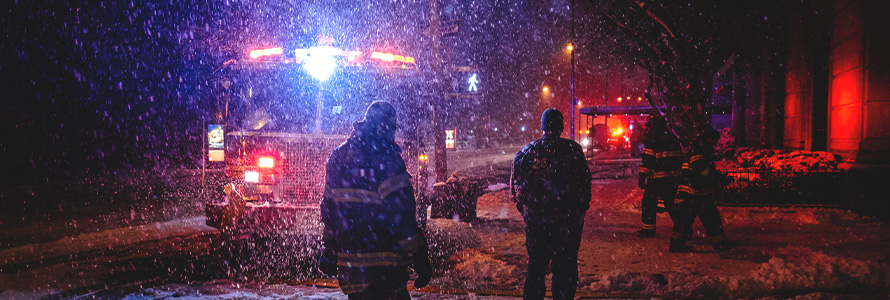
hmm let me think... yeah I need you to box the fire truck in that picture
[200,43,430,274]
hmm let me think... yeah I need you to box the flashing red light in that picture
[249,47,283,59]
[258,157,275,168]
[611,128,624,137]
[371,52,415,64]
[372,51,395,62]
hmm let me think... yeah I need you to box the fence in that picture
[716,168,845,206]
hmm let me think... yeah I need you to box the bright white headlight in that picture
[244,171,260,183]
[305,46,338,81]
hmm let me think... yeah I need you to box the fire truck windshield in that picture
[217,63,423,135]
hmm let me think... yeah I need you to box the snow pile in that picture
[448,249,520,286]
[742,247,890,296]
[724,207,824,225]
[736,150,843,172]
[581,246,890,299]
[484,183,510,193]
[475,190,510,205]
[585,270,668,292]
[474,190,521,220]
[715,127,737,158]
[122,282,344,300]
[425,218,481,264]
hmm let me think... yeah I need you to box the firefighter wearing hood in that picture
[319,101,432,299]
[511,108,591,300]
[669,127,739,253]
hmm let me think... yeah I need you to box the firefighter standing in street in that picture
[630,120,643,157]
[511,108,591,300]
[319,101,432,300]
[637,115,684,237]
[669,127,739,252]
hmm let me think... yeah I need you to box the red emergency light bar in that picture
[249,47,284,59]
[245,46,415,67]
[371,52,415,64]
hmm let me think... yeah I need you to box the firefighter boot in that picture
[669,237,691,253]
[637,224,656,237]
[636,229,656,237]
[712,238,739,252]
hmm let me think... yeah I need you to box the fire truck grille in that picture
[278,137,420,206]
[280,139,342,205]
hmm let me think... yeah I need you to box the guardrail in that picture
[716,168,845,206]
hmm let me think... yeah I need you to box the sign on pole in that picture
[207,124,225,162]
[442,20,460,37]
[445,129,456,149]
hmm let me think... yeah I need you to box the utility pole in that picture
[604,71,609,127]
[428,0,448,183]
[570,0,576,141]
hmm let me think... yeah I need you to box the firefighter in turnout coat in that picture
[637,115,683,237]
[511,108,591,300]
[669,127,739,253]
[319,101,432,300]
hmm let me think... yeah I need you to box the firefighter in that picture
[319,101,432,300]
[629,120,643,157]
[669,127,739,253]
[637,115,683,237]
[511,108,591,300]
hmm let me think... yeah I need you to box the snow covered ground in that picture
[2,160,889,299]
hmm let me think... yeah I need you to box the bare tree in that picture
[582,0,782,142]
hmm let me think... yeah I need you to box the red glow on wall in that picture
[831,72,862,107]
[830,72,863,142]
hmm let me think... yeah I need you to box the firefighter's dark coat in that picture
[511,133,591,300]
[638,131,684,229]
[511,135,592,213]
[639,134,684,182]
[677,138,724,197]
[672,137,728,241]
[320,122,425,295]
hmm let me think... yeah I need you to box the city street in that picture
[5,0,890,299]
[2,146,888,299]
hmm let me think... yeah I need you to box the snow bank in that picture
[122,282,344,300]
[449,249,520,286]
[0,216,214,266]
[581,246,890,299]
[484,183,510,193]
[475,190,510,205]
[736,149,843,172]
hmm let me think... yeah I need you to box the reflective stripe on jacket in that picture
[320,130,423,294]
[640,133,684,180]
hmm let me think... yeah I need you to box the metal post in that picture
[429,0,448,183]
[314,83,324,133]
[201,121,206,190]
[604,71,609,128]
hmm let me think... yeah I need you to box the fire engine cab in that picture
[201,42,429,239]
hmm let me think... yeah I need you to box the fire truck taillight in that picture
[244,171,260,183]
[249,47,283,59]
[258,157,275,168]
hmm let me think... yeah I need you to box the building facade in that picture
[782,0,890,163]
